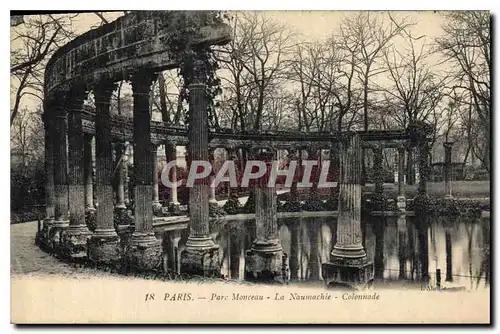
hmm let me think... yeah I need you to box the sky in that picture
[10,10,448,112]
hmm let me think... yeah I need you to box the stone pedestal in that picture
[245,245,283,282]
[88,82,121,265]
[179,53,220,277]
[124,233,163,272]
[322,134,373,290]
[244,149,284,283]
[180,244,220,277]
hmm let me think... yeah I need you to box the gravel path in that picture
[10,221,110,278]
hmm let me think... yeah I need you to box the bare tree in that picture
[379,30,447,183]
[11,106,44,172]
[437,11,490,173]
[10,14,80,126]
[215,12,296,131]
[340,12,412,131]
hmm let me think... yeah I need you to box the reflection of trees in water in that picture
[307,222,320,280]
[417,216,430,283]
[193,215,491,286]
[476,218,490,288]
[288,221,299,280]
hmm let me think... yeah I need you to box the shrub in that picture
[209,202,226,218]
[282,200,302,212]
[222,193,241,215]
[302,198,325,211]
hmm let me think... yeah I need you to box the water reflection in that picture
[161,214,490,289]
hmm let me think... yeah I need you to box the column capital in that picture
[182,48,210,86]
[130,71,157,95]
[93,80,117,104]
[443,142,453,149]
[250,147,275,161]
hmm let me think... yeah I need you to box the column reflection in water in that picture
[373,216,385,280]
[279,223,291,281]
[307,221,320,281]
[415,215,430,284]
[444,221,453,282]
[288,219,300,281]
[397,215,409,280]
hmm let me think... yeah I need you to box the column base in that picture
[123,233,163,272]
[36,218,54,250]
[60,225,93,260]
[444,194,453,200]
[244,241,284,283]
[49,219,69,251]
[322,257,374,290]
[87,229,121,265]
[180,238,220,277]
[330,245,367,259]
[396,196,406,211]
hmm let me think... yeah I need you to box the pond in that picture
[161,214,490,290]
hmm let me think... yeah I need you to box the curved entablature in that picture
[81,109,412,149]
[44,11,231,99]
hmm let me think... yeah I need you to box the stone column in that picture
[114,142,130,240]
[61,84,92,259]
[124,73,162,272]
[309,149,320,197]
[50,92,70,249]
[114,143,127,210]
[373,145,384,197]
[288,148,299,198]
[443,142,453,200]
[397,146,406,211]
[393,148,399,185]
[417,139,430,198]
[88,82,121,265]
[322,133,373,289]
[180,52,220,277]
[165,141,180,212]
[245,148,283,283]
[123,144,130,205]
[152,143,162,212]
[208,148,218,205]
[329,143,340,199]
[84,134,95,210]
[226,147,235,198]
[37,106,55,248]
